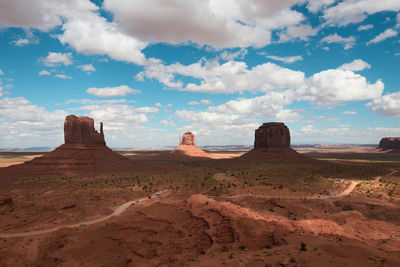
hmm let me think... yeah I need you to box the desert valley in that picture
[1,115,400,266]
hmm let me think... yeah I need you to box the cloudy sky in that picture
[1,0,400,148]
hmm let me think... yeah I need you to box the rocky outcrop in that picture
[171,132,210,158]
[180,132,195,146]
[378,137,400,151]
[242,122,306,161]
[254,122,290,148]
[64,115,105,145]
[0,115,134,176]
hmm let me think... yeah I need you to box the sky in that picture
[0,0,400,148]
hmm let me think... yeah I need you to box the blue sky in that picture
[0,0,400,148]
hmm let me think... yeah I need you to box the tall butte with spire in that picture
[241,122,306,161]
[0,115,133,176]
[171,132,210,158]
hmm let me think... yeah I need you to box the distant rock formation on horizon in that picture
[241,122,306,161]
[378,137,400,151]
[171,132,210,158]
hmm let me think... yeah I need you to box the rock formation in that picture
[0,115,134,176]
[378,137,400,151]
[241,122,306,161]
[171,132,210,158]
[254,122,290,148]
[64,115,105,145]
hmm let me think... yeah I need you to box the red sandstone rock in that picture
[242,122,306,161]
[180,132,196,146]
[254,122,290,148]
[172,132,210,158]
[379,137,400,151]
[64,115,105,145]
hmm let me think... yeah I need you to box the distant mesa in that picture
[171,132,210,158]
[0,115,134,176]
[378,137,400,151]
[241,122,306,161]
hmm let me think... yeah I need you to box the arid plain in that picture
[1,117,400,267]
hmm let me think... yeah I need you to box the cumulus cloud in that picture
[0,69,4,75]
[86,85,141,97]
[40,52,73,67]
[133,107,159,114]
[77,64,95,73]
[306,0,335,13]
[277,24,319,42]
[338,59,371,71]
[155,102,162,107]
[301,69,384,104]
[322,0,400,26]
[367,28,398,45]
[266,55,303,63]
[357,24,374,31]
[38,70,51,76]
[320,33,355,49]
[367,92,400,116]
[201,99,213,105]
[188,101,200,106]
[54,74,72,79]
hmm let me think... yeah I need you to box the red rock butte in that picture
[378,137,400,151]
[242,122,306,161]
[0,115,134,176]
[171,132,210,158]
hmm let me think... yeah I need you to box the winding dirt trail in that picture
[0,190,170,238]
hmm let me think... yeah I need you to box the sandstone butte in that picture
[241,122,306,161]
[0,115,134,176]
[171,132,210,158]
[378,137,400,151]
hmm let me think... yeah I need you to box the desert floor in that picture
[1,149,400,266]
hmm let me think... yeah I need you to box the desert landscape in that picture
[1,115,400,266]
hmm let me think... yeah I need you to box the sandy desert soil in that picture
[1,149,400,266]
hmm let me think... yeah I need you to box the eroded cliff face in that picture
[254,122,290,148]
[379,137,400,151]
[64,115,105,145]
[179,132,196,146]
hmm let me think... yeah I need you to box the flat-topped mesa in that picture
[254,122,290,149]
[179,132,195,146]
[64,115,105,145]
[378,137,400,151]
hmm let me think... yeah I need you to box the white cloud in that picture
[58,12,148,65]
[367,28,398,45]
[137,59,305,94]
[40,52,73,67]
[306,0,335,13]
[322,0,400,26]
[357,24,374,31]
[188,101,200,106]
[11,38,29,46]
[397,13,400,28]
[300,124,317,134]
[133,107,159,114]
[367,92,400,116]
[220,49,247,61]
[343,111,357,115]
[338,59,371,71]
[266,55,303,63]
[77,64,95,73]
[320,33,355,49]
[86,85,141,97]
[278,24,319,42]
[201,99,213,105]
[301,69,384,104]
[54,74,72,79]
[0,69,4,75]
[38,70,51,76]
[160,120,176,127]
[155,102,162,107]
